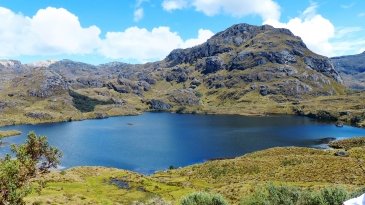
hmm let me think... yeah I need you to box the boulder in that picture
[148,100,172,111]
[25,112,53,120]
[202,56,225,74]
[168,89,201,106]
[334,151,349,157]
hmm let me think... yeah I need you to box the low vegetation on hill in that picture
[0,24,364,127]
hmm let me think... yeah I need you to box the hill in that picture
[331,51,365,90]
[0,23,365,127]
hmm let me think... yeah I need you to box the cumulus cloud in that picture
[0,6,213,62]
[0,7,101,57]
[162,0,280,21]
[192,0,280,21]
[182,29,214,48]
[162,0,188,11]
[99,27,214,62]
[134,8,144,22]
[264,3,336,56]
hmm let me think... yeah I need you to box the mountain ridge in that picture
[0,23,364,127]
[331,52,365,90]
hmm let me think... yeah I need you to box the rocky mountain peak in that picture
[165,23,342,87]
[26,60,58,68]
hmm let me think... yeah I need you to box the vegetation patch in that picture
[0,130,22,138]
[69,90,114,112]
[329,137,365,150]
[240,185,356,205]
[23,140,365,204]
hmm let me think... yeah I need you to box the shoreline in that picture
[0,130,22,138]
[0,108,362,129]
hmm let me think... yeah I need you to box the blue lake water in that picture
[1,112,365,174]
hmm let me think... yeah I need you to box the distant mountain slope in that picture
[1,23,364,127]
[331,52,365,90]
[162,24,344,99]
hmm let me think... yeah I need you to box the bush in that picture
[0,132,61,204]
[180,192,228,205]
[133,197,171,205]
[241,185,300,205]
[69,90,113,112]
[240,185,349,205]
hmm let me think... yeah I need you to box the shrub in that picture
[180,192,228,205]
[0,132,61,204]
[133,197,171,205]
[69,90,113,112]
[240,185,349,205]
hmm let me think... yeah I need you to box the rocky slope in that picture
[331,51,365,90]
[1,23,364,127]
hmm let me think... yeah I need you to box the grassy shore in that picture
[0,130,22,138]
[25,137,365,205]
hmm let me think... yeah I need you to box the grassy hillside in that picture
[25,138,365,205]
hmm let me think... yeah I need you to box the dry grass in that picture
[0,130,22,138]
[25,144,365,205]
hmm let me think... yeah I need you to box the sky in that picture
[0,0,364,64]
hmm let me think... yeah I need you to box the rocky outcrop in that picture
[28,70,69,98]
[168,89,201,106]
[165,67,189,83]
[331,51,365,90]
[25,111,53,120]
[147,100,172,111]
[163,23,343,98]
[304,56,342,83]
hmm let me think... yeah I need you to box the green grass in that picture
[25,142,365,205]
[0,130,22,138]
[329,137,365,150]
[69,90,114,113]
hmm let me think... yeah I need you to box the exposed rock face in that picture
[148,100,172,111]
[331,52,365,90]
[168,89,200,106]
[165,67,189,83]
[165,23,343,98]
[25,111,53,120]
[28,70,69,98]
[304,56,342,83]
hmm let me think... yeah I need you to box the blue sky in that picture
[0,0,364,64]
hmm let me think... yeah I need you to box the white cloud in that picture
[264,3,365,57]
[341,2,355,9]
[162,0,188,11]
[99,27,214,62]
[264,3,336,56]
[192,0,280,21]
[134,8,144,22]
[182,29,214,48]
[358,12,365,17]
[0,6,213,62]
[331,39,365,56]
[0,7,101,57]
[161,0,280,21]
[335,27,362,39]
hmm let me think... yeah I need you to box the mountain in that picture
[1,23,364,127]
[331,52,365,90]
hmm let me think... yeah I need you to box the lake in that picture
[1,113,365,174]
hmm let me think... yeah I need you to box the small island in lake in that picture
[0,130,22,138]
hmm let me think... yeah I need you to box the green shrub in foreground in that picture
[240,185,350,205]
[180,192,228,205]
